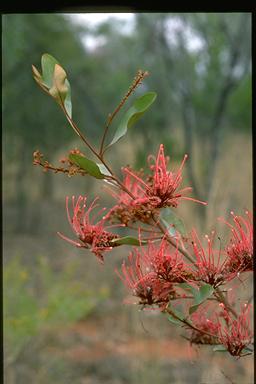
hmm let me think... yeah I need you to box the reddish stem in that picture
[165,307,220,341]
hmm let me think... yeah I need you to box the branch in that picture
[214,287,238,319]
[165,307,220,342]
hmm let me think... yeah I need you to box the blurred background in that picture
[3,12,253,384]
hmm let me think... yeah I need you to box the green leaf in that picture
[189,304,201,315]
[32,54,72,117]
[111,236,146,246]
[240,346,253,355]
[168,315,183,326]
[64,79,72,118]
[189,284,214,315]
[178,282,195,291]
[96,163,118,187]
[41,53,59,88]
[96,163,112,177]
[160,208,186,237]
[188,304,201,315]
[161,219,177,237]
[109,92,157,146]
[213,345,228,352]
[178,283,214,315]
[69,154,104,179]
[195,284,214,304]
[167,304,186,326]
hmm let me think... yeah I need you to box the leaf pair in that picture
[32,53,72,118]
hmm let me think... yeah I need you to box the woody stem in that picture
[165,308,220,341]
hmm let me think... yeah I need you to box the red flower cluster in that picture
[143,238,192,283]
[125,144,207,209]
[117,238,191,308]
[109,144,207,225]
[56,151,253,357]
[218,303,253,357]
[189,305,220,345]
[188,301,253,357]
[58,196,120,262]
[190,210,253,287]
[221,211,253,274]
[191,230,235,287]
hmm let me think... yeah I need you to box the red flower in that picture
[189,305,220,345]
[117,237,191,307]
[116,168,145,206]
[58,196,119,262]
[143,238,193,283]
[218,303,253,357]
[191,230,236,287]
[108,145,206,226]
[117,249,175,307]
[124,144,207,209]
[220,211,253,274]
[187,302,253,356]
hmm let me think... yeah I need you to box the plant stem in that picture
[62,108,101,159]
[151,213,195,264]
[214,287,238,318]
[165,307,220,341]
